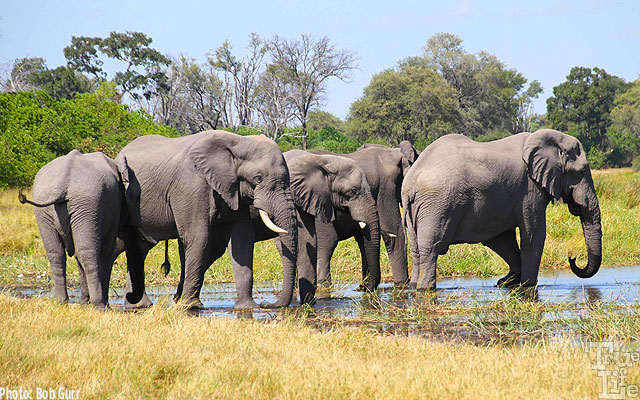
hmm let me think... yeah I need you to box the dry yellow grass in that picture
[1,293,634,399]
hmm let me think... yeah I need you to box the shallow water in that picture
[8,265,640,320]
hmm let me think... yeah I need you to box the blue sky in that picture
[1,0,639,120]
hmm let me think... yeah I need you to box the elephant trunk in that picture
[350,197,381,290]
[259,191,298,308]
[570,199,602,279]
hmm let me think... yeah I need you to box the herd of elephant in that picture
[18,128,602,310]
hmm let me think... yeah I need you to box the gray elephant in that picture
[401,129,602,290]
[18,150,144,309]
[310,141,419,287]
[160,150,381,304]
[256,151,381,300]
[116,130,299,309]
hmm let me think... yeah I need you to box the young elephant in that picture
[252,150,381,301]
[19,150,143,309]
[402,129,602,290]
[310,141,419,287]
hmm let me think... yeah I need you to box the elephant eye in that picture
[254,175,263,185]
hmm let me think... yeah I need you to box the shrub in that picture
[0,86,179,188]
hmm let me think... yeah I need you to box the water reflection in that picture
[5,265,640,326]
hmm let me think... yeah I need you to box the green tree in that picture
[347,63,460,145]
[547,66,629,155]
[422,33,542,137]
[307,110,345,132]
[64,31,170,103]
[606,79,640,165]
[0,84,178,187]
[2,57,94,100]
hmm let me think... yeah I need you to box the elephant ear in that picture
[116,155,142,227]
[399,140,419,165]
[187,134,239,210]
[522,130,564,200]
[288,156,335,223]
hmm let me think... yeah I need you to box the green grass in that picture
[2,168,640,288]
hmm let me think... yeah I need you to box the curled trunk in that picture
[570,204,602,279]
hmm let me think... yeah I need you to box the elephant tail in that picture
[160,240,171,277]
[18,190,65,208]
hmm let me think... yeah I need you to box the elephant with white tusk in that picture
[310,141,420,288]
[116,130,299,310]
[402,129,602,290]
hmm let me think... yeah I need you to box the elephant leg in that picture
[381,204,409,286]
[383,231,409,287]
[174,239,186,302]
[405,213,420,290]
[519,223,546,287]
[482,229,522,288]
[228,218,259,309]
[76,260,90,304]
[39,222,69,304]
[315,221,338,286]
[296,211,317,305]
[124,240,153,310]
[70,220,108,310]
[414,222,441,291]
[179,225,218,309]
[354,231,371,291]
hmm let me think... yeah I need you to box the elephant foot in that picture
[125,293,154,310]
[233,298,260,309]
[509,285,539,302]
[496,273,521,288]
[356,283,375,292]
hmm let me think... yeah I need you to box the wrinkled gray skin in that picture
[402,129,602,290]
[116,131,298,309]
[18,150,144,309]
[310,141,419,287]
[250,151,381,301]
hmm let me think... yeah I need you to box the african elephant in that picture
[18,150,144,309]
[251,150,381,300]
[310,141,419,287]
[401,129,602,290]
[116,130,299,309]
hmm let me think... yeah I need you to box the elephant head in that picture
[522,129,602,279]
[188,132,298,307]
[285,151,382,287]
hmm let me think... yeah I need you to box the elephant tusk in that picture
[358,221,367,229]
[387,233,397,238]
[259,209,288,234]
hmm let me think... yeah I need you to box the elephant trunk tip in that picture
[569,253,601,279]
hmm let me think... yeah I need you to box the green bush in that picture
[632,156,640,172]
[0,84,179,188]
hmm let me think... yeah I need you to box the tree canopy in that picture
[348,33,542,146]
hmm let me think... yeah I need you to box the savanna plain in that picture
[2,169,640,399]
